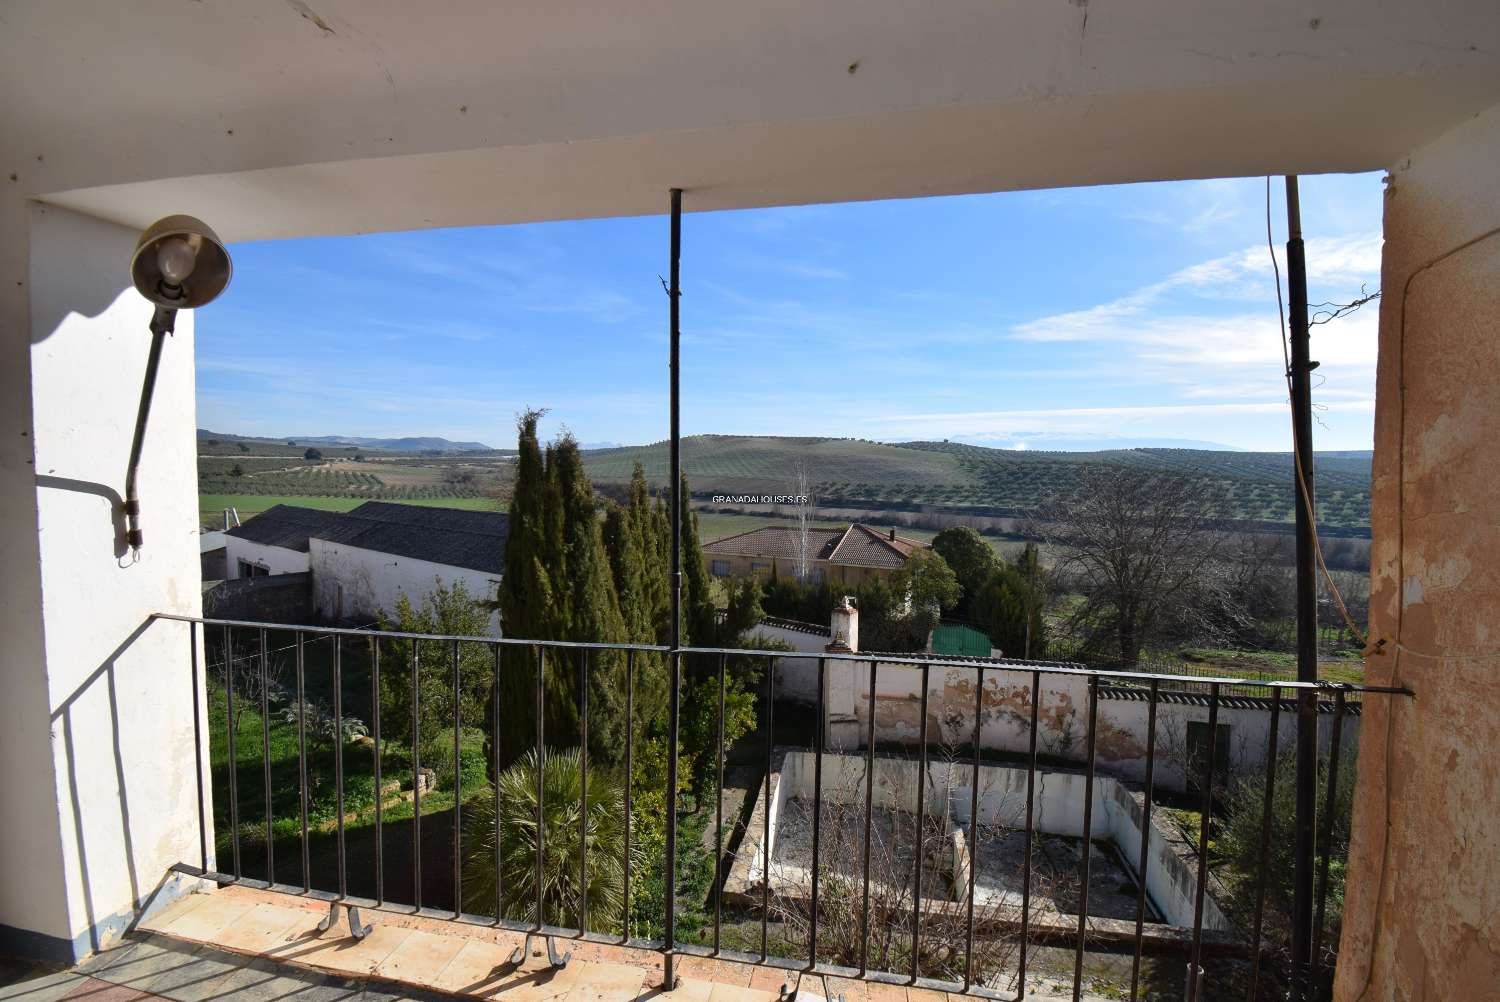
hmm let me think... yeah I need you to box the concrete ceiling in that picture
[2,0,1497,240]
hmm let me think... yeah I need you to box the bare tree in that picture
[1035,467,1231,667]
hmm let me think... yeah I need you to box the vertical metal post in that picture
[662,185,683,991]
[1247,687,1284,1002]
[453,640,463,920]
[412,640,423,910]
[334,636,346,901]
[225,625,240,880]
[1312,691,1348,980]
[858,661,877,977]
[1128,681,1160,1002]
[579,649,589,933]
[190,622,208,875]
[297,632,309,892]
[1018,670,1041,1001]
[911,663,930,984]
[1286,174,1320,1002]
[260,627,274,885]
[622,649,634,941]
[714,653,726,955]
[493,644,504,925]
[372,639,384,907]
[535,645,545,930]
[964,665,983,991]
[1187,684,1221,1002]
[1072,676,1099,1002]
[809,656,826,970]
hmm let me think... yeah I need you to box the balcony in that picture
[5,613,1394,1002]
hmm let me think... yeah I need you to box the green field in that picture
[201,493,502,527]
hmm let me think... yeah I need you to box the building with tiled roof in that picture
[702,522,926,586]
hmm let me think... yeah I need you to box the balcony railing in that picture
[155,613,1410,1002]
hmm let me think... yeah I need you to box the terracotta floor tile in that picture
[156,895,256,942]
[747,967,794,993]
[657,978,716,1002]
[707,983,776,1002]
[430,940,516,996]
[266,924,412,977]
[374,929,468,986]
[135,893,211,935]
[559,961,648,1002]
[905,989,947,1002]
[214,903,311,953]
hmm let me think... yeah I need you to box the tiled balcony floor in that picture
[1,886,1089,1002]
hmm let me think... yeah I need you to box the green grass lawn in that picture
[201,492,503,527]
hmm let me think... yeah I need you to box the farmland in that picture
[200,431,1372,537]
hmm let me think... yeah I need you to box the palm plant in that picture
[462,747,637,933]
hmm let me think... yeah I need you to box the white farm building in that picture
[222,501,506,631]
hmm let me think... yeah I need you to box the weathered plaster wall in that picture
[823,660,1351,794]
[307,538,501,632]
[18,205,210,959]
[1335,103,1500,1002]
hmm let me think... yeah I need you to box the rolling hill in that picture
[581,435,1372,532]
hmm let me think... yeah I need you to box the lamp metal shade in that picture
[130,214,233,309]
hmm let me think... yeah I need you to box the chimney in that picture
[827,595,859,653]
[888,527,896,541]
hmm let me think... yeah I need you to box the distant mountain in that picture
[197,429,493,452]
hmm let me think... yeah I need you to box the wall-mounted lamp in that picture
[124,215,232,554]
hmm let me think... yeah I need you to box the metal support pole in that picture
[1286,175,1320,1002]
[662,186,683,992]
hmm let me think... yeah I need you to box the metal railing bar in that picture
[858,660,877,978]
[964,664,983,992]
[761,657,774,963]
[155,614,1412,694]
[1311,689,1347,984]
[1072,676,1100,1002]
[1247,686,1284,1002]
[372,637,384,907]
[260,626,274,886]
[809,655,826,971]
[1017,669,1040,1002]
[453,639,463,921]
[297,631,309,893]
[1127,680,1159,1002]
[189,623,208,876]
[1187,682,1221,1002]
[333,635,346,901]
[713,652,726,956]
[534,644,545,932]
[911,662,930,985]
[154,613,666,652]
[579,649,589,934]
[225,624,241,881]
[412,638,423,911]
[501,645,513,930]
[622,648,634,942]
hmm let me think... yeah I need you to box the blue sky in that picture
[198,172,1384,452]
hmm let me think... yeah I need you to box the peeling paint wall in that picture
[1335,102,1500,1002]
[825,660,1353,795]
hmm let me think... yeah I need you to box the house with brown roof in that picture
[702,522,926,586]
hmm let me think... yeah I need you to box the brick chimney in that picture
[826,595,859,653]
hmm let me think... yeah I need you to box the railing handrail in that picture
[155,612,1412,695]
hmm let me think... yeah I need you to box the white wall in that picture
[223,536,310,579]
[308,538,500,633]
[771,751,1227,930]
[824,660,1358,794]
[746,624,829,704]
[3,204,210,961]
